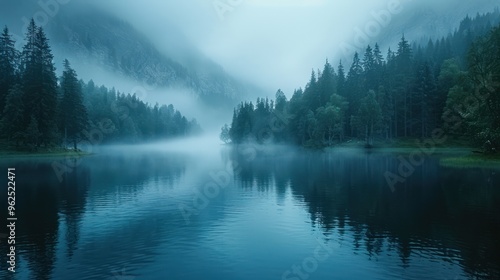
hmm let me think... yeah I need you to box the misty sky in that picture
[88,0,410,95]
[1,0,497,97]
[87,0,498,96]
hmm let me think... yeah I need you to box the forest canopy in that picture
[0,19,201,151]
[223,11,500,151]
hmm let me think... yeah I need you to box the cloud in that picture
[3,0,498,98]
[88,0,392,96]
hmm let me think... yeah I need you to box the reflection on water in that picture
[226,147,500,279]
[0,146,499,279]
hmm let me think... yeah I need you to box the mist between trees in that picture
[222,10,500,151]
[0,19,201,152]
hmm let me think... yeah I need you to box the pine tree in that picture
[25,115,41,150]
[387,48,396,63]
[288,88,307,145]
[0,26,18,116]
[466,26,500,147]
[304,70,319,110]
[317,59,336,106]
[396,35,412,71]
[20,19,59,146]
[0,85,24,145]
[275,89,287,112]
[355,90,382,146]
[363,45,375,72]
[346,52,364,136]
[413,62,437,138]
[373,43,384,67]
[59,59,88,150]
[337,61,346,98]
[349,52,364,77]
[395,35,413,137]
[373,43,385,88]
[220,124,231,144]
[363,45,377,90]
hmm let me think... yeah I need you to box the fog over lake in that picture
[1,143,499,279]
[1,1,500,279]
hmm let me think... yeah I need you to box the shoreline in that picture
[3,141,499,168]
[0,148,92,159]
[439,153,500,168]
[330,139,500,168]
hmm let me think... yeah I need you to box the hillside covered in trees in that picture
[223,10,500,151]
[0,20,200,152]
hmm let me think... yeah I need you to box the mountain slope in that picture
[0,1,255,108]
[46,6,251,106]
[337,1,500,61]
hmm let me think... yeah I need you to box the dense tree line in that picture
[224,11,500,151]
[0,20,200,151]
[81,79,201,143]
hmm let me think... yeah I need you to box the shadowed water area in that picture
[0,145,499,280]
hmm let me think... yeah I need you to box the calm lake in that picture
[0,143,499,280]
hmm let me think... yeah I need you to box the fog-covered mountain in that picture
[1,0,498,108]
[337,0,500,61]
[0,1,257,109]
[59,9,261,106]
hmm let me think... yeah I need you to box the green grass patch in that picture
[332,138,473,156]
[0,147,92,159]
[440,153,500,168]
[334,137,472,149]
[374,137,472,149]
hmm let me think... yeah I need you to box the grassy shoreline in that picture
[439,153,500,168]
[331,139,470,153]
[0,147,92,159]
[329,138,500,168]
[2,140,499,168]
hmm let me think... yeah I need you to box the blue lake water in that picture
[0,145,499,280]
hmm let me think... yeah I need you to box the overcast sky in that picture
[2,0,497,96]
[88,0,422,95]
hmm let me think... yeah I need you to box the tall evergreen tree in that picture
[373,43,385,88]
[288,88,307,145]
[317,59,336,106]
[387,48,396,63]
[220,124,230,144]
[353,90,382,146]
[346,52,364,136]
[395,35,413,137]
[466,26,500,147]
[363,45,375,72]
[0,85,24,145]
[413,62,437,138]
[304,70,319,110]
[24,115,41,149]
[59,59,88,150]
[373,43,384,67]
[363,45,377,90]
[0,26,18,116]
[275,89,287,112]
[223,12,500,148]
[396,35,413,70]
[337,60,346,98]
[20,19,59,146]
